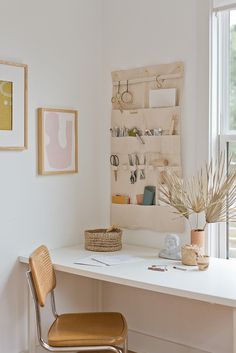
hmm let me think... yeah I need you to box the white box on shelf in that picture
[149,88,176,108]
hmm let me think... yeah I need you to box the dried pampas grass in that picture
[159,153,236,230]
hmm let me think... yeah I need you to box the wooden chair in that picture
[26,245,128,353]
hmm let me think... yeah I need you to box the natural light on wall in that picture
[212,1,236,258]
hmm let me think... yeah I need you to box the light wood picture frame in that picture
[38,108,78,175]
[0,60,28,150]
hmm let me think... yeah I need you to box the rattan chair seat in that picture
[48,312,127,347]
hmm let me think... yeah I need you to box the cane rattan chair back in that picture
[29,245,56,307]
[26,245,128,353]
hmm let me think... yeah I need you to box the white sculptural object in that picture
[159,234,181,260]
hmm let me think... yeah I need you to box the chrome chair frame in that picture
[26,270,128,353]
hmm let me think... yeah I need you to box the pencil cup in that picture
[136,194,144,205]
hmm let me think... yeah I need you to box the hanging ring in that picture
[121,80,133,104]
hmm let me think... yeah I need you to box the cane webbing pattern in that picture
[29,245,56,307]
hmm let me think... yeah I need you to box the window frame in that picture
[211,7,236,258]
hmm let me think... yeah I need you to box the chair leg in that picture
[123,337,128,353]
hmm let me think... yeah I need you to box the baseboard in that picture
[21,347,135,353]
[128,329,211,353]
[21,332,210,353]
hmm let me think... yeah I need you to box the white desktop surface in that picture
[19,243,236,308]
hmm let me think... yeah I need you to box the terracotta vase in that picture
[191,229,205,252]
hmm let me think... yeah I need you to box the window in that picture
[212,7,236,258]
[229,12,236,130]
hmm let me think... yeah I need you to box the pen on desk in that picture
[91,258,110,266]
[173,266,187,271]
[148,265,168,272]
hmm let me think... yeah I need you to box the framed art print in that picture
[38,108,78,175]
[0,60,28,150]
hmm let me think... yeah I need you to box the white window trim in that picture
[210,7,236,258]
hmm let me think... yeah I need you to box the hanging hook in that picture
[156,75,163,88]
[116,81,121,100]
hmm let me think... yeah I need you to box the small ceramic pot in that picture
[197,255,210,271]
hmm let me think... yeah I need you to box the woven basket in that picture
[181,245,198,266]
[84,228,122,252]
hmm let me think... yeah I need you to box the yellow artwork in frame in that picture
[0,60,28,150]
[0,80,12,130]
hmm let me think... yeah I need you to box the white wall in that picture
[0,1,104,352]
[102,283,232,353]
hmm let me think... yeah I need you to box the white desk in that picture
[19,244,236,353]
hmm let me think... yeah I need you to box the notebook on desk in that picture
[75,254,142,267]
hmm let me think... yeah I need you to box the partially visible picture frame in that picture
[38,108,78,175]
[0,60,28,150]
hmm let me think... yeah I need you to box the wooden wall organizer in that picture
[110,62,185,232]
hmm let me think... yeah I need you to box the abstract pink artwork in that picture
[38,108,78,175]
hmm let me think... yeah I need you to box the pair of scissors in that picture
[111,81,121,104]
[110,154,119,181]
[111,81,123,113]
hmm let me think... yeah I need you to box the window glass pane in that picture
[227,141,236,258]
[229,10,236,130]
